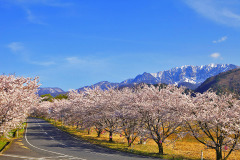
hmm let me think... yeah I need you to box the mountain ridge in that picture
[77,63,238,91]
[38,63,239,95]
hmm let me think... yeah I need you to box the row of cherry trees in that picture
[0,75,39,137]
[33,84,240,160]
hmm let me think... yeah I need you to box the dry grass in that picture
[47,119,240,160]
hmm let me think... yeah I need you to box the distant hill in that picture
[77,81,119,92]
[77,64,238,91]
[195,68,240,95]
[41,64,239,94]
[38,87,67,97]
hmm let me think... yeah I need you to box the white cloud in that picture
[7,42,55,66]
[65,56,107,69]
[66,57,87,64]
[7,42,24,52]
[183,0,240,26]
[10,0,73,7]
[4,0,73,25]
[30,61,56,66]
[210,52,221,59]
[25,9,46,25]
[213,36,228,43]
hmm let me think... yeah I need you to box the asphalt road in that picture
[0,117,161,160]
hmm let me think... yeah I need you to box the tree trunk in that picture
[127,137,131,147]
[97,130,102,137]
[216,148,223,160]
[139,137,143,144]
[109,131,113,142]
[157,142,163,155]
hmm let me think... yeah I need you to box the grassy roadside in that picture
[0,123,26,153]
[44,119,211,160]
[44,118,240,160]
[0,140,9,152]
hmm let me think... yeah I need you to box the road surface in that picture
[0,117,160,160]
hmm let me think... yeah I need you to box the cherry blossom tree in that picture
[185,91,240,160]
[136,84,189,155]
[94,87,122,142]
[0,75,39,136]
[32,81,240,159]
[69,88,106,136]
[115,87,143,147]
[31,101,51,118]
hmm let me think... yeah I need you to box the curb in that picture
[0,141,10,153]
[0,123,26,154]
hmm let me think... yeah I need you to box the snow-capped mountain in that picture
[38,64,239,96]
[149,64,238,89]
[77,64,238,91]
[121,72,158,85]
[38,87,66,97]
[77,81,119,91]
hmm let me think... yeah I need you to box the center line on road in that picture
[25,119,86,160]
[33,119,134,159]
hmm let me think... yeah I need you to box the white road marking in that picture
[33,119,122,158]
[0,154,37,159]
[36,121,68,147]
[1,154,81,160]
[25,119,86,160]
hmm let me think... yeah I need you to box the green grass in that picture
[0,140,8,152]
[0,123,26,152]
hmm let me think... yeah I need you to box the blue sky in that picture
[1,0,240,91]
